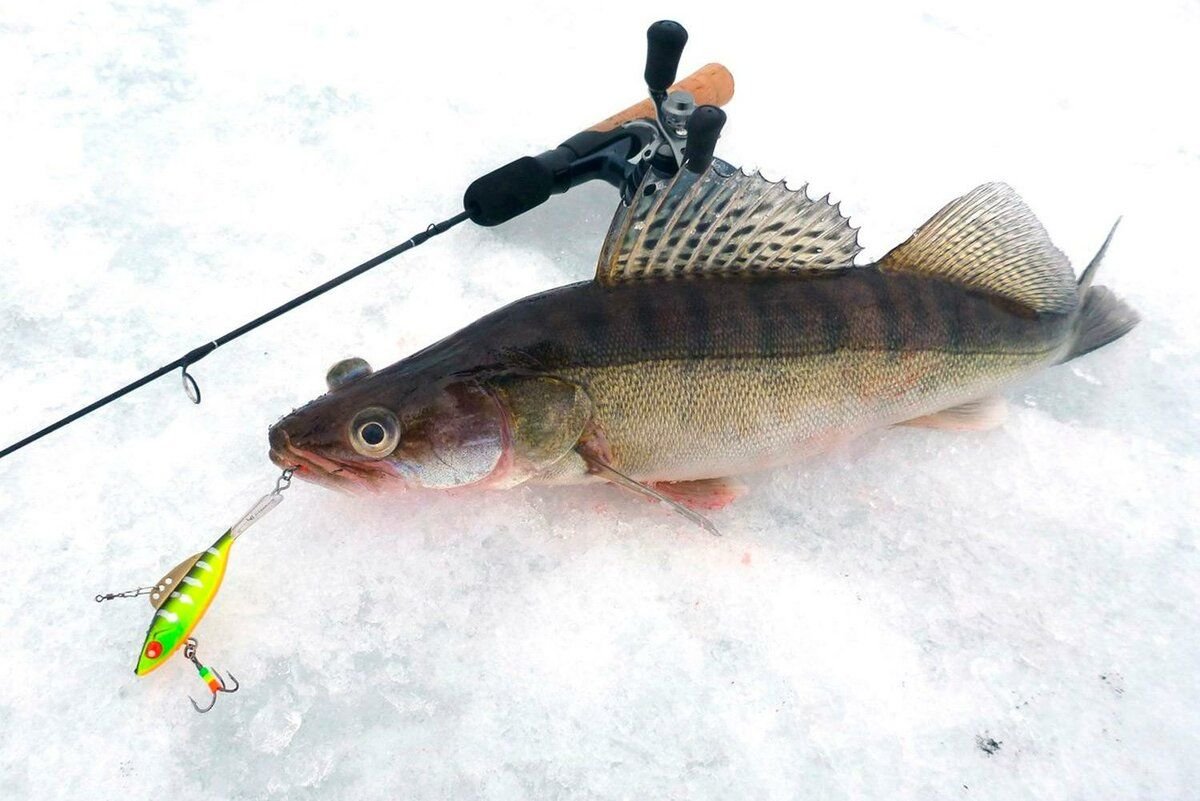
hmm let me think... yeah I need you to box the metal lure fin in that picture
[149,553,202,609]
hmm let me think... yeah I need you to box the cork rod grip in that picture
[588,63,734,132]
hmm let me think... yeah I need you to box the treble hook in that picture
[183,637,238,713]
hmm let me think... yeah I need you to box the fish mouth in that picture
[268,426,400,494]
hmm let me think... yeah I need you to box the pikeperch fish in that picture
[268,161,1137,528]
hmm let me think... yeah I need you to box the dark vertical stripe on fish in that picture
[633,290,660,357]
[806,279,848,353]
[866,270,903,354]
[576,291,612,354]
[897,274,931,352]
[931,281,963,351]
[956,284,980,352]
[1001,297,1035,350]
[914,281,947,351]
[683,282,712,358]
[749,281,778,357]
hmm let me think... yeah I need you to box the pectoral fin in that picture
[575,446,721,536]
[651,477,747,511]
[901,396,1008,431]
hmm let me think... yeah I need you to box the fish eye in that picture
[349,407,401,458]
[361,422,386,445]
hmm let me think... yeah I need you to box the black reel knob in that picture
[644,21,688,95]
[683,105,726,173]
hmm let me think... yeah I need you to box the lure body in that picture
[135,530,235,676]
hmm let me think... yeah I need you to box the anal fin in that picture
[576,447,721,536]
[651,478,747,511]
[900,396,1008,431]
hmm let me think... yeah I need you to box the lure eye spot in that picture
[145,641,163,660]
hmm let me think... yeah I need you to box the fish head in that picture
[269,357,507,492]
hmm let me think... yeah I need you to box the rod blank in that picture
[0,211,469,461]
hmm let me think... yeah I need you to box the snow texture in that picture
[1,2,1197,799]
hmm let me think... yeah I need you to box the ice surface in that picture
[1,1,1198,799]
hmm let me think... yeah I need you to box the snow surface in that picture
[1,1,1198,799]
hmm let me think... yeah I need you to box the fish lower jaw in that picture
[270,442,403,494]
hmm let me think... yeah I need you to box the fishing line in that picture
[0,212,469,461]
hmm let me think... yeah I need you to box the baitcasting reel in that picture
[462,20,731,225]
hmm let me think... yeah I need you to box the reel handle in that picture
[644,20,689,96]
[589,63,734,132]
[683,105,726,173]
[463,63,735,227]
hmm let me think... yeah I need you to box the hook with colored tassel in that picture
[183,638,238,713]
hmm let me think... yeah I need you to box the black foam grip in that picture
[644,21,688,93]
[683,105,726,173]
[463,157,555,227]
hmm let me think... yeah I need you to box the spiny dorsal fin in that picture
[595,159,861,285]
[879,183,1078,314]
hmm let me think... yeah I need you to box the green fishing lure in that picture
[97,469,294,712]
[135,528,236,676]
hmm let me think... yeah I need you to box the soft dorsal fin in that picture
[879,183,1078,314]
[595,159,861,285]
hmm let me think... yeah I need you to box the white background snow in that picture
[1,1,1197,798]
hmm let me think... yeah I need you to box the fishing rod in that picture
[0,20,733,463]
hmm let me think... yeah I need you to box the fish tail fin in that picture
[1064,286,1139,362]
[1076,217,1119,295]
[1061,220,1139,363]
